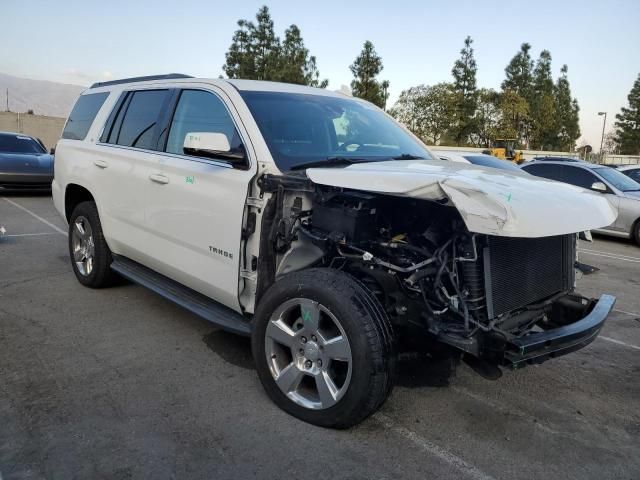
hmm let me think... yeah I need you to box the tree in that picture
[614,73,640,155]
[472,88,501,147]
[496,90,530,140]
[501,43,534,145]
[552,65,580,151]
[450,36,478,145]
[390,83,456,144]
[223,6,328,87]
[502,43,534,100]
[350,41,388,108]
[530,50,556,149]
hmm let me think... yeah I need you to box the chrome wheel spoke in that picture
[275,363,304,393]
[322,335,350,361]
[75,220,86,237]
[266,319,297,349]
[315,371,339,408]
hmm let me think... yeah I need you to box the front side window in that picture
[107,89,169,150]
[562,166,599,189]
[165,90,242,157]
[240,91,434,171]
[0,133,46,154]
[62,92,109,140]
[625,169,640,183]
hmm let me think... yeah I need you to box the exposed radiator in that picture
[483,234,575,319]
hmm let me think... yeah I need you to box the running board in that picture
[111,256,251,336]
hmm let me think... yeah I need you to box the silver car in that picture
[522,160,640,246]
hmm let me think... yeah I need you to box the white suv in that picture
[54,74,617,428]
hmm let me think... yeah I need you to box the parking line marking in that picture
[5,232,59,237]
[373,413,496,480]
[599,336,640,350]
[614,308,640,317]
[578,248,640,263]
[1,197,67,236]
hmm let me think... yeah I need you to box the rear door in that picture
[95,88,173,262]
[143,87,255,310]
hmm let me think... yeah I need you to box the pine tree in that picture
[530,50,556,149]
[450,36,478,145]
[553,65,580,151]
[350,41,388,108]
[223,6,327,87]
[502,43,534,100]
[614,73,640,155]
[501,43,534,145]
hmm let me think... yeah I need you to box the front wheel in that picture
[252,268,395,429]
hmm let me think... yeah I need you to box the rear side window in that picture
[522,163,564,181]
[626,169,640,182]
[62,92,109,140]
[105,89,169,150]
[165,90,241,156]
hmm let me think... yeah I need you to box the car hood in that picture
[305,159,617,238]
[0,152,54,174]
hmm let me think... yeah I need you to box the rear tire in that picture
[68,201,118,288]
[634,220,640,247]
[252,268,395,429]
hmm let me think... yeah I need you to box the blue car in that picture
[0,131,54,193]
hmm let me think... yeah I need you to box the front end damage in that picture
[254,164,616,378]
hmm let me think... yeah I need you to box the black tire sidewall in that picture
[252,268,392,428]
[68,201,114,288]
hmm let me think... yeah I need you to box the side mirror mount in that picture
[591,181,608,193]
[183,132,246,164]
[49,147,56,155]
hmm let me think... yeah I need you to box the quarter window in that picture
[106,89,169,150]
[62,92,109,140]
[165,90,242,157]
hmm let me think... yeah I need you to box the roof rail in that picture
[90,73,193,89]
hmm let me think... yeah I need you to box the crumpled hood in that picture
[306,159,617,237]
[0,153,54,174]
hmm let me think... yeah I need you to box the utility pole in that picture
[598,111,607,156]
[5,88,8,112]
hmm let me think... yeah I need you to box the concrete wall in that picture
[431,145,579,161]
[0,111,66,151]
[601,154,640,165]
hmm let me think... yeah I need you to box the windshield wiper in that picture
[391,153,426,160]
[290,157,372,171]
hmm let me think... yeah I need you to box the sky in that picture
[3,0,639,151]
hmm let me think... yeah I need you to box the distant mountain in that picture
[0,73,85,118]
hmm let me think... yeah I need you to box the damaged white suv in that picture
[54,74,617,428]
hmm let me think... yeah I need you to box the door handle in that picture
[149,173,170,185]
[93,159,108,169]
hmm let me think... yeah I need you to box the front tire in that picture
[68,201,118,288]
[252,268,395,429]
[634,220,640,247]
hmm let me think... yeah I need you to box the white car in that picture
[54,74,617,428]
[431,150,522,172]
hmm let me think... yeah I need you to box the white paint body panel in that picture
[306,160,617,238]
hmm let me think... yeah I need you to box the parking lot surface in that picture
[1,195,639,480]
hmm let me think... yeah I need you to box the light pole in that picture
[598,111,607,156]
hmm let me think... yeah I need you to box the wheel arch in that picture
[65,184,95,222]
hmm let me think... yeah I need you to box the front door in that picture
[143,88,255,310]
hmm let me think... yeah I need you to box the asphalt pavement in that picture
[1,195,639,480]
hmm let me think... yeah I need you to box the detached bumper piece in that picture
[503,294,615,368]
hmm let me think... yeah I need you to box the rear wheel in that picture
[68,201,118,288]
[252,268,395,429]
[634,220,640,247]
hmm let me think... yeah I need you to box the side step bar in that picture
[111,255,251,336]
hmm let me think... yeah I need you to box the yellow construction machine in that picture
[483,139,524,164]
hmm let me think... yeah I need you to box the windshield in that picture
[463,155,522,172]
[240,91,434,171]
[594,167,640,192]
[0,133,46,154]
